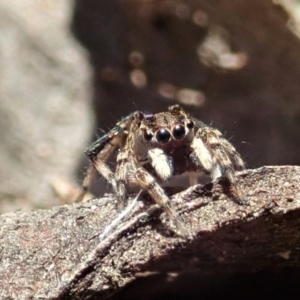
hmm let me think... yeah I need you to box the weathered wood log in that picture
[1,166,300,299]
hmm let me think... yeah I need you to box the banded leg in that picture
[76,111,142,202]
[135,167,187,236]
[192,126,245,203]
[114,148,187,236]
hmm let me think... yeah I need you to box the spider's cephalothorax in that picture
[78,105,245,236]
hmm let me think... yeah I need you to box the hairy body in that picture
[78,105,245,236]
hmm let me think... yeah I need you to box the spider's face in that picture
[139,106,195,149]
[130,105,198,181]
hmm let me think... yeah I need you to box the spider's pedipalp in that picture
[148,148,173,181]
[190,135,213,172]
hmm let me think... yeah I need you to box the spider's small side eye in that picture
[172,123,186,140]
[156,128,171,144]
[144,131,153,141]
[135,111,144,120]
[186,120,194,129]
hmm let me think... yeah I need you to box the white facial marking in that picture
[148,148,173,181]
[191,138,213,171]
[212,165,222,180]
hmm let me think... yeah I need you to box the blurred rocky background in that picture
[0,1,93,211]
[1,0,300,212]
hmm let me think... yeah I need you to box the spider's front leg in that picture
[115,150,187,236]
[191,125,245,204]
[135,167,188,236]
[76,112,138,202]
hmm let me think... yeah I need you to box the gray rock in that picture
[0,1,94,211]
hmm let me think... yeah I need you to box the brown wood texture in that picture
[1,166,300,299]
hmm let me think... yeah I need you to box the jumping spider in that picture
[78,105,245,236]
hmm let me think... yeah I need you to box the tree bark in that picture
[1,166,300,299]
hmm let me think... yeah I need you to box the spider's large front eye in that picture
[156,128,171,144]
[172,123,186,140]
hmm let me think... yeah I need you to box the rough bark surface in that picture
[1,166,300,299]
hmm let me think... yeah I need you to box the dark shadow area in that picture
[93,206,300,299]
[114,268,300,300]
